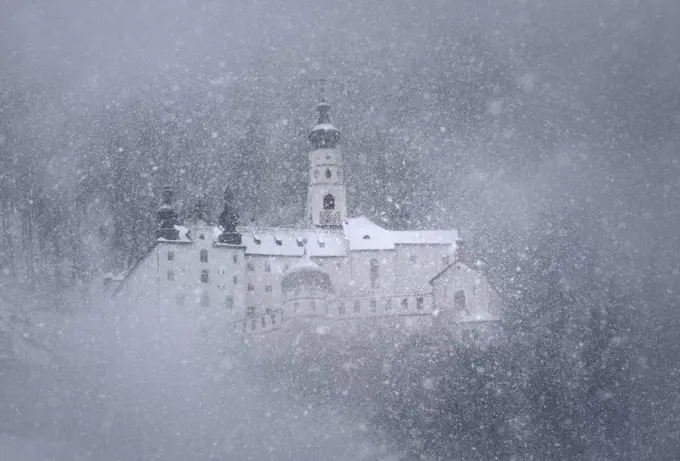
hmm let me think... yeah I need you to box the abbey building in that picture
[111,99,502,342]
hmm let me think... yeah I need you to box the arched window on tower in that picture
[200,292,210,307]
[454,290,468,314]
[323,193,335,210]
[370,259,379,288]
[325,168,332,179]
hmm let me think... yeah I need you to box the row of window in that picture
[288,296,427,316]
[176,292,235,309]
[167,249,240,264]
[168,251,447,276]
[245,314,278,332]
[169,270,276,294]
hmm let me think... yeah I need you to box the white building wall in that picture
[395,244,452,295]
[243,254,296,314]
[347,250,398,297]
[212,245,247,321]
[431,263,500,323]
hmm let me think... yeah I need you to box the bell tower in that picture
[306,82,347,229]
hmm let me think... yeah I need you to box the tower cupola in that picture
[218,187,242,245]
[308,100,341,149]
[156,185,179,240]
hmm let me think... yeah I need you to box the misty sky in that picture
[2,0,680,271]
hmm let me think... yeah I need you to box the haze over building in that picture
[112,97,502,342]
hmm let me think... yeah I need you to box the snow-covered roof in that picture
[281,249,334,293]
[153,217,457,256]
[343,216,397,250]
[239,228,347,257]
[343,216,458,251]
[155,225,193,243]
[311,123,339,132]
[286,249,327,274]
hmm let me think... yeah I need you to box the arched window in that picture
[200,292,210,307]
[370,259,379,288]
[454,290,467,313]
[323,193,335,210]
[325,168,332,179]
[200,249,208,263]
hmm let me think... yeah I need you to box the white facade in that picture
[113,100,502,342]
[430,261,502,342]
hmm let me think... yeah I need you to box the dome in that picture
[281,252,334,294]
[308,101,341,149]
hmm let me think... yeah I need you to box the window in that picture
[232,255,238,263]
[251,319,257,330]
[409,255,417,265]
[401,298,409,309]
[325,168,331,179]
[201,270,209,283]
[338,303,346,315]
[384,298,392,312]
[442,255,449,266]
[370,259,379,288]
[265,284,272,293]
[271,315,276,325]
[416,297,424,310]
[293,302,299,313]
[200,293,210,307]
[247,262,254,272]
[200,249,208,263]
[247,283,255,292]
[370,299,377,313]
[233,275,238,285]
[224,296,234,309]
[167,270,175,281]
[323,193,335,210]
[265,262,271,273]
[311,301,317,311]
[354,300,361,313]
[261,316,266,327]
[167,251,175,261]
[199,234,205,240]
[247,306,255,316]
[455,290,467,312]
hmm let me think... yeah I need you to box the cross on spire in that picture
[319,77,326,103]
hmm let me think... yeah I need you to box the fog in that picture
[2,0,680,460]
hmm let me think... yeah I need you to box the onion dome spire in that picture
[308,78,341,149]
[155,185,180,240]
[218,187,242,245]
